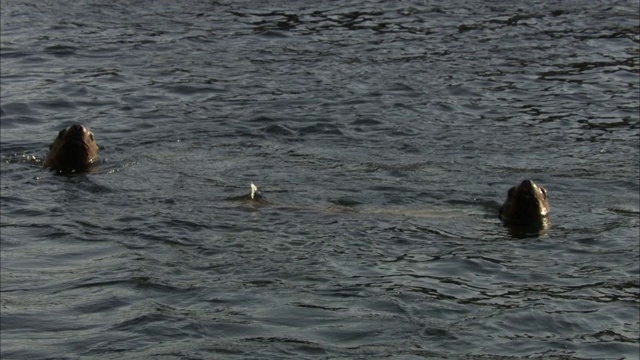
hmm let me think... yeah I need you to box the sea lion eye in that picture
[57,129,66,139]
[89,133,94,141]
[541,188,547,197]
[507,187,515,198]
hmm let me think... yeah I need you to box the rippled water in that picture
[1,0,639,358]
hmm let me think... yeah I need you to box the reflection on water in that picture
[503,216,551,239]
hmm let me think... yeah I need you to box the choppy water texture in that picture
[1,0,639,358]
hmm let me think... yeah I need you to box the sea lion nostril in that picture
[69,124,85,133]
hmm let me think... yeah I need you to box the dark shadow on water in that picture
[503,217,551,239]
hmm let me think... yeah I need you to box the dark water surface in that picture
[1,0,639,358]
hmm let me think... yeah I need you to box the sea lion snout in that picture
[520,179,534,189]
[67,124,87,136]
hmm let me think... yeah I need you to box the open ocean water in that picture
[1,0,639,359]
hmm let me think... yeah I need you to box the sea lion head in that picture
[43,124,99,173]
[499,180,550,226]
